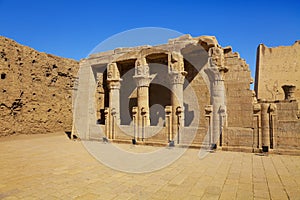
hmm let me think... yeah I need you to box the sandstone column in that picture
[168,52,187,141]
[132,107,138,139]
[133,57,155,140]
[165,106,173,142]
[269,103,277,149]
[253,103,262,150]
[107,62,122,125]
[205,105,213,147]
[169,72,186,141]
[204,46,228,148]
[261,101,270,151]
[104,107,110,138]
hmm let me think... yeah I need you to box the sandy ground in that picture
[1,132,300,199]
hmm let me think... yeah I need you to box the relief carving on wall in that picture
[265,80,282,101]
[95,73,105,122]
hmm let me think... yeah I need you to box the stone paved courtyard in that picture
[1,133,300,200]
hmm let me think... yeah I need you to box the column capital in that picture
[169,71,187,85]
[134,56,156,87]
[205,105,213,115]
[165,106,172,115]
[204,66,225,82]
[107,79,121,90]
[133,75,153,87]
[253,103,261,113]
[282,84,296,101]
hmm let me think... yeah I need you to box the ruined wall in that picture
[255,41,300,101]
[219,48,254,150]
[185,46,254,148]
[0,36,79,136]
[224,48,253,128]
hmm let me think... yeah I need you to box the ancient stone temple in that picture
[255,41,300,102]
[254,41,300,153]
[73,35,300,154]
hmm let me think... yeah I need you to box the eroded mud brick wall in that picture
[0,36,79,136]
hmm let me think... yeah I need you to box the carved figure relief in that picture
[169,52,184,72]
[209,46,224,67]
[135,57,149,76]
[95,73,105,122]
[107,62,120,80]
[265,80,282,101]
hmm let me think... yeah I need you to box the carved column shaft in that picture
[258,102,277,151]
[107,62,122,125]
[205,67,226,147]
[170,72,186,136]
[204,46,228,147]
[133,58,155,133]
[138,86,150,124]
[134,76,151,128]
[165,106,173,141]
[261,103,270,148]
[108,81,121,125]
[168,52,186,139]
[269,104,277,149]
[132,107,138,139]
[104,107,110,138]
[205,105,213,146]
[253,103,262,149]
[212,79,225,146]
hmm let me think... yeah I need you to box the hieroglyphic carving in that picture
[95,73,105,121]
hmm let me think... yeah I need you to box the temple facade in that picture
[73,35,300,154]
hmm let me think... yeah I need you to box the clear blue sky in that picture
[0,0,299,79]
